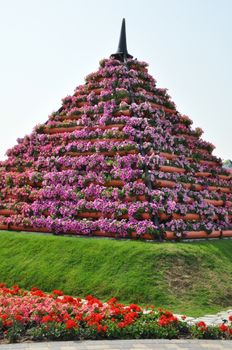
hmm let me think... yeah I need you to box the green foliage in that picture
[0,231,232,316]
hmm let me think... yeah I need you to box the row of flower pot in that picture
[157,179,231,193]
[1,224,232,241]
[43,123,125,134]
[158,152,220,167]
[165,230,232,239]
[66,149,138,157]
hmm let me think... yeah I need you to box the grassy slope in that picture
[0,231,232,316]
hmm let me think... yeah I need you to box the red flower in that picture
[228,315,232,322]
[53,289,64,296]
[108,297,117,304]
[65,319,78,329]
[219,324,228,332]
[181,315,187,320]
[41,315,53,323]
[0,314,8,321]
[14,314,23,322]
[117,321,126,328]
[196,321,207,328]
[31,289,46,297]
[129,304,142,312]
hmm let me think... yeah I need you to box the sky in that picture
[0,0,231,160]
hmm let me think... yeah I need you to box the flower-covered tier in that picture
[0,58,231,240]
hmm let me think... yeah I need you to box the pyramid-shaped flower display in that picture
[0,22,231,240]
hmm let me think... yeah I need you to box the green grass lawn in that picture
[0,231,232,317]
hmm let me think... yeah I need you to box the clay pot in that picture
[44,126,82,134]
[138,195,146,201]
[195,172,211,177]
[165,231,176,240]
[105,180,124,187]
[218,174,231,180]
[159,152,177,160]
[222,230,232,237]
[141,213,151,220]
[77,101,88,107]
[199,160,219,167]
[159,212,170,221]
[208,186,230,193]
[91,88,102,95]
[0,224,8,230]
[0,209,16,215]
[157,179,175,188]
[172,213,200,220]
[78,212,102,219]
[150,102,176,115]
[114,109,131,117]
[142,233,154,240]
[60,115,81,121]
[93,231,115,238]
[205,199,224,206]
[184,231,221,239]
[160,165,185,174]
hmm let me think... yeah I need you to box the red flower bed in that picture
[0,284,232,343]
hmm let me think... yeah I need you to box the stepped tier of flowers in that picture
[1,283,232,342]
[0,58,231,240]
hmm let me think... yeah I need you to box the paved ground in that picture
[0,340,232,350]
[175,309,232,326]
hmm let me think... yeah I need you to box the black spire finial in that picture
[111,18,133,61]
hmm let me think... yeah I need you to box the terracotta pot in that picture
[119,214,128,219]
[157,179,175,188]
[185,231,221,239]
[195,172,211,177]
[218,174,231,180]
[78,212,102,219]
[172,213,200,220]
[33,227,50,233]
[97,124,125,130]
[141,213,151,220]
[94,231,115,238]
[92,88,102,95]
[60,115,81,121]
[9,225,31,232]
[0,224,8,230]
[199,160,219,167]
[95,76,104,82]
[44,126,82,134]
[143,233,154,240]
[222,230,232,237]
[165,231,176,240]
[205,199,224,206]
[160,165,185,174]
[105,180,124,187]
[159,152,177,160]
[226,201,232,207]
[0,209,16,215]
[138,195,146,201]
[29,181,42,187]
[159,212,170,220]
[208,186,230,193]
[114,109,131,117]
[150,102,176,115]
[119,97,130,104]
[77,101,88,107]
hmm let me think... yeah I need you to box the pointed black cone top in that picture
[111,19,133,61]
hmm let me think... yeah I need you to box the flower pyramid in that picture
[0,21,231,240]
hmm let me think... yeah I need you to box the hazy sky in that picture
[0,0,231,160]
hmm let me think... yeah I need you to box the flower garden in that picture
[0,283,232,343]
[0,57,231,240]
